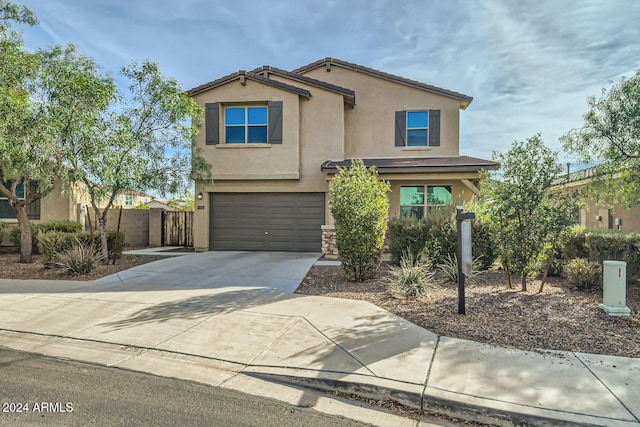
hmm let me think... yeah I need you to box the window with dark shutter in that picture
[205,103,220,145]
[395,109,440,147]
[395,111,406,147]
[428,110,440,147]
[268,101,283,144]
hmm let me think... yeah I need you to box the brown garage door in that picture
[209,193,325,251]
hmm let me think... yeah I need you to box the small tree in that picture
[561,69,640,207]
[329,159,390,282]
[481,135,575,291]
[0,2,113,263]
[65,60,211,263]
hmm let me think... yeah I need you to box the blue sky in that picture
[16,0,640,167]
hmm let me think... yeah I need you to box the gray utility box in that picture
[599,261,631,317]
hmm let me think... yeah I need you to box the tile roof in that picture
[293,57,473,109]
[187,70,311,98]
[321,156,497,174]
[252,65,356,104]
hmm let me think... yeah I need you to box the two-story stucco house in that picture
[188,58,496,255]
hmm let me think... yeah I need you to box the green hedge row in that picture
[37,230,125,267]
[563,228,640,276]
[9,220,85,253]
[388,210,497,269]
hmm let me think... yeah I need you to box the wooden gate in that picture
[161,211,193,247]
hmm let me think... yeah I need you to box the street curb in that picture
[245,372,611,427]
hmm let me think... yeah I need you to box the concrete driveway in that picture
[95,251,321,293]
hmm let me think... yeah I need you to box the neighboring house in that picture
[110,189,154,209]
[144,199,174,210]
[555,167,640,233]
[188,57,497,254]
[1,181,154,224]
[0,180,87,225]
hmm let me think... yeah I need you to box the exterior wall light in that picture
[197,192,204,200]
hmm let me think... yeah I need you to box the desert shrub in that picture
[53,239,104,276]
[563,228,640,276]
[388,216,429,265]
[389,202,496,270]
[36,230,124,266]
[37,231,76,267]
[420,206,456,266]
[41,220,83,233]
[470,208,498,270]
[0,221,6,244]
[388,206,456,266]
[437,253,483,285]
[564,258,602,290]
[387,251,438,300]
[330,159,390,282]
[9,223,42,254]
[105,230,125,260]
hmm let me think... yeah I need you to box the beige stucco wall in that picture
[578,200,640,233]
[191,77,347,250]
[192,79,302,181]
[302,66,461,158]
[190,67,472,251]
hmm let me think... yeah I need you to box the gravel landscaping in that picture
[2,248,637,358]
[296,263,640,358]
[0,251,167,281]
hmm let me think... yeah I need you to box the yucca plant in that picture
[437,253,482,285]
[386,250,438,300]
[53,239,104,276]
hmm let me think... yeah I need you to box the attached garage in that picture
[209,192,325,252]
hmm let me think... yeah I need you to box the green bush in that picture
[37,230,124,265]
[0,221,6,245]
[386,251,438,300]
[53,239,104,276]
[41,220,83,233]
[471,215,498,270]
[104,230,125,260]
[37,231,76,267]
[10,223,42,254]
[388,216,430,265]
[389,203,496,269]
[564,258,602,290]
[329,159,390,282]
[563,228,640,276]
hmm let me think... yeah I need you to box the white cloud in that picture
[15,0,640,165]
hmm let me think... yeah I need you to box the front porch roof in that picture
[320,156,498,174]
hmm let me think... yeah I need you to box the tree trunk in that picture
[506,270,512,289]
[537,263,551,294]
[97,213,110,265]
[521,275,527,292]
[15,205,32,264]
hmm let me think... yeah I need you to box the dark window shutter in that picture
[205,103,220,145]
[268,101,283,144]
[429,110,440,146]
[395,111,406,147]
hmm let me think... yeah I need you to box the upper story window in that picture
[395,109,440,148]
[225,106,268,144]
[125,195,134,206]
[206,102,282,146]
[406,111,429,146]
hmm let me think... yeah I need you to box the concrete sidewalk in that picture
[0,275,637,426]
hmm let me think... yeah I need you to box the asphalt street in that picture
[0,347,371,427]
